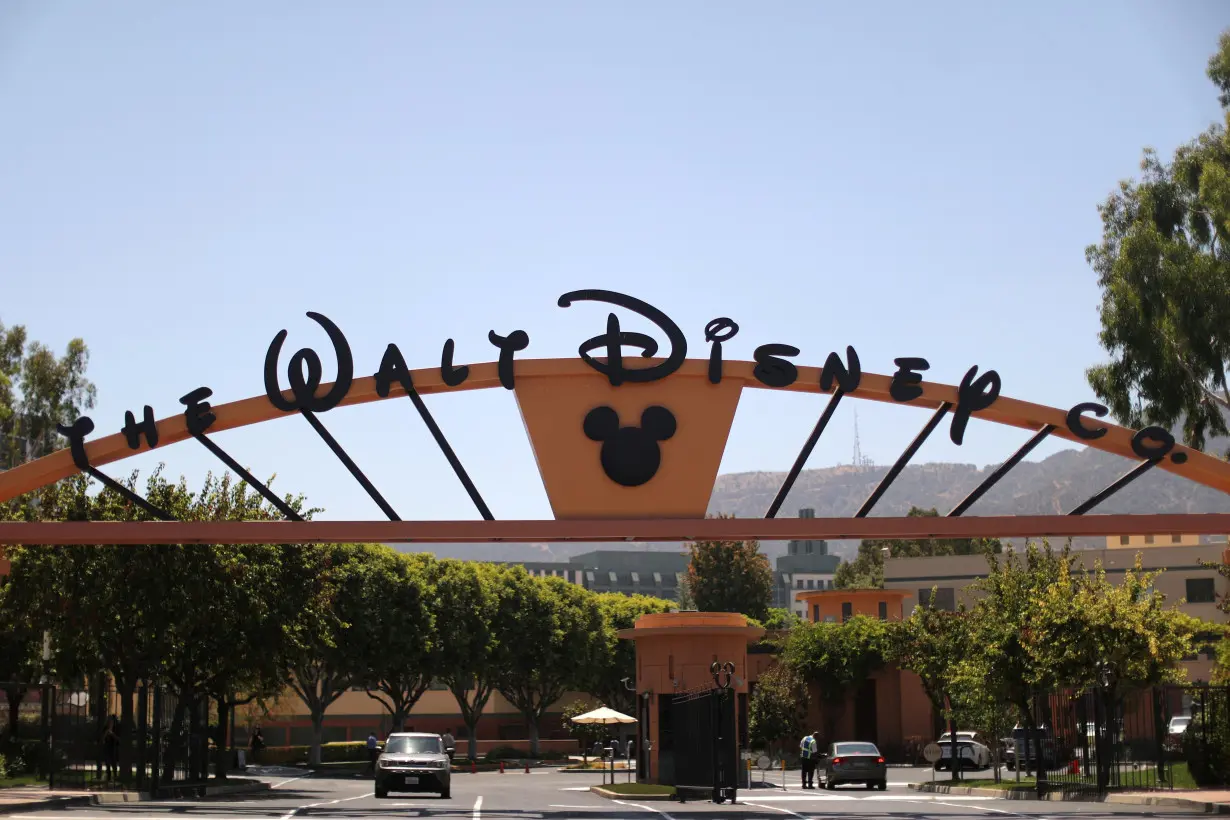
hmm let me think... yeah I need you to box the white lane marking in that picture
[280,790,373,820]
[550,805,604,809]
[273,775,311,788]
[473,794,483,820]
[613,798,678,820]
[923,799,1025,814]
[560,786,594,791]
[743,801,806,818]
[282,801,324,819]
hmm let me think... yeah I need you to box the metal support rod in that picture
[86,467,176,521]
[401,388,494,521]
[766,389,846,519]
[1067,459,1158,516]
[855,403,952,518]
[191,433,303,520]
[949,424,1056,517]
[301,409,400,521]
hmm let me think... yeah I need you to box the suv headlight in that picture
[432,760,447,769]
[379,759,395,769]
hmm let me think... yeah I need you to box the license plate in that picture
[405,776,419,785]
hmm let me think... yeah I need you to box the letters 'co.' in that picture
[50,288,1200,526]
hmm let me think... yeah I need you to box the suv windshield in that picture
[384,736,441,755]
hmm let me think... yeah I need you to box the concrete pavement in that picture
[0,767,1218,820]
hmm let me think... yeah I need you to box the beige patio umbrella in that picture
[569,706,638,725]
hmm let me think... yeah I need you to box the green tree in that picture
[493,569,608,755]
[584,593,675,715]
[779,615,890,744]
[286,543,394,766]
[685,519,773,621]
[763,608,802,632]
[432,560,499,761]
[834,507,1002,590]
[561,698,603,761]
[1084,31,1230,452]
[748,663,809,759]
[361,553,437,736]
[0,322,96,470]
[0,575,41,737]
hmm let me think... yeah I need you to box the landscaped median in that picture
[588,783,676,801]
[908,782,1230,813]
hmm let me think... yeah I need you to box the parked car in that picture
[934,732,992,771]
[819,741,887,790]
[375,732,451,799]
[1004,724,1059,771]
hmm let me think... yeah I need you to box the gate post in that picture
[136,684,149,792]
[149,687,162,798]
[41,684,54,790]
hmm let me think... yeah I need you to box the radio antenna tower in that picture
[852,409,872,470]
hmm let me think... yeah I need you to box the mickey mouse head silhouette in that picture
[583,405,677,487]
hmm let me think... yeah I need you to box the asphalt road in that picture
[3,767,1212,820]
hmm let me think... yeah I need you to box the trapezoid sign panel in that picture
[515,371,743,519]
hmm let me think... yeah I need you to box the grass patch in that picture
[0,775,46,789]
[954,778,1036,791]
[936,763,1200,792]
[599,783,675,796]
[565,761,632,770]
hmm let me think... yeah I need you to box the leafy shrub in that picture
[258,746,309,765]
[0,753,8,780]
[321,741,371,762]
[1183,711,1230,786]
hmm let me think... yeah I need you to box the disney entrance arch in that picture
[1,289,1229,545]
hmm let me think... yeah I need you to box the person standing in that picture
[101,716,120,781]
[441,729,455,762]
[366,732,379,776]
[799,730,819,789]
[250,727,265,765]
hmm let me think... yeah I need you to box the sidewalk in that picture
[0,778,270,815]
[909,782,1230,813]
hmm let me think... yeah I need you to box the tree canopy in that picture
[685,518,774,621]
[1085,30,1230,452]
[834,507,1002,589]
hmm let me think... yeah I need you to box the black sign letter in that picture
[890,357,930,402]
[820,346,862,393]
[488,329,529,390]
[57,416,95,471]
[753,344,800,388]
[558,289,687,386]
[1132,426,1176,461]
[440,339,469,388]
[1066,402,1109,441]
[263,312,354,413]
[950,366,1002,445]
[180,388,217,436]
[121,405,159,450]
[704,318,739,384]
[374,344,415,398]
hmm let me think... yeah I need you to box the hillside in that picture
[412,443,1230,563]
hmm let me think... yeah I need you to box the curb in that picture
[908,783,1230,813]
[589,786,674,802]
[0,779,270,815]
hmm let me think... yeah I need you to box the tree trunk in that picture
[164,698,188,783]
[5,687,24,737]
[310,711,324,766]
[528,719,540,757]
[465,719,479,762]
[215,700,230,781]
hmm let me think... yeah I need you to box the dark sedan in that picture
[819,741,887,790]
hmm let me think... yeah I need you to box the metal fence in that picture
[666,685,738,804]
[49,682,211,792]
[1029,684,1230,795]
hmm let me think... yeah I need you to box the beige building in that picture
[883,542,1229,682]
[1107,534,1202,549]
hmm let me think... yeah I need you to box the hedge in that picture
[256,741,376,766]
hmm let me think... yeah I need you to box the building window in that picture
[796,579,804,589]
[631,572,640,584]
[1172,534,1183,544]
[1186,578,1217,604]
[1119,535,1130,545]
[813,604,820,622]
[586,571,595,584]
[878,601,888,621]
[841,602,852,622]
[654,572,662,585]
[824,615,837,623]
[920,588,956,611]
[806,579,815,590]
[1144,534,1154,545]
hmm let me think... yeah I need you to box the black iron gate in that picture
[666,662,738,804]
[50,681,211,793]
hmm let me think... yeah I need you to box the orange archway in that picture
[1,294,1229,545]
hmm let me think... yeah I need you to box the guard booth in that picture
[619,612,765,802]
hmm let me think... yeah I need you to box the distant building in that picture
[773,507,840,616]
[495,550,688,600]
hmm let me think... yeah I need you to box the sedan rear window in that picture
[834,742,880,756]
[384,736,441,754]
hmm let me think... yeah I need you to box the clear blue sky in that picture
[2,1,1227,522]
